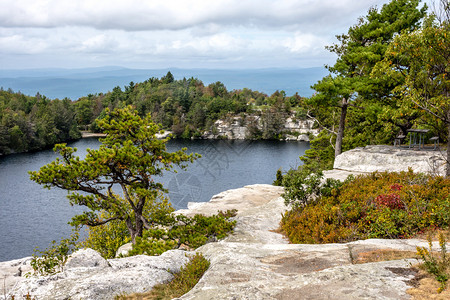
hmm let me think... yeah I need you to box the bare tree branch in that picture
[140,215,153,230]
[86,216,122,227]
[306,112,337,135]
[411,98,448,123]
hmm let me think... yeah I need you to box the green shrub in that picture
[81,217,130,259]
[127,236,176,256]
[29,230,80,276]
[299,130,335,170]
[320,176,349,197]
[282,167,323,207]
[281,170,450,243]
[273,168,283,186]
[127,210,237,256]
[82,191,174,259]
[164,252,210,295]
[281,166,350,208]
[417,233,449,293]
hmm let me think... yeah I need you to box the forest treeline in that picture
[0,90,80,155]
[0,75,305,155]
[74,72,305,138]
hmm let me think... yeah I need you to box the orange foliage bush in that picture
[281,170,450,244]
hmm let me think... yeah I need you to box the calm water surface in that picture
[0,138,308,261]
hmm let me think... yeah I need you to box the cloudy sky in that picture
[0,0,431,70]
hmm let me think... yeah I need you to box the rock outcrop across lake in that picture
[202,114,319,140]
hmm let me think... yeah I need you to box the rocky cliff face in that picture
[203,114,318,141]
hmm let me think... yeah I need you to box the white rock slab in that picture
[4,249,189,300]
[334,145,447,176]
[2,182,444,300]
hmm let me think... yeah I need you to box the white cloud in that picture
[282,32,328,54]
[0,28,49,54]
[1,0,390,31]
[78,34,117,53]
[0,0,433,69]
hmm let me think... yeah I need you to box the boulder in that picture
[115,242,133,258]
[297,134,310,142]
[334,145,447,176]
[5,249,190,300]
[65,248,110,269]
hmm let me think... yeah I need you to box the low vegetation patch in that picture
[408,269,450,300]
[127,210,237,257]
[28,230,80,276]
[353,249,418,264]
[28,210,235,276]
[281,170,450,243]
[408,233,450,298]
[416,233,450,293]
[116,252,210,300]
[281,168,450,294]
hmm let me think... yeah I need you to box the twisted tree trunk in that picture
[447,110,450,177]
[335,98,348,157]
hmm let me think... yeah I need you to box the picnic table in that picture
[407,129,429,149]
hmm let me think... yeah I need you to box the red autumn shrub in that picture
[375,193,405,210]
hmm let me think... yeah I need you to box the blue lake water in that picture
[0,138,308,261]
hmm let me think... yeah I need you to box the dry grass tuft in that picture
[354,249,418,264]
[116,252,209,300]
[412,228,450,241]
[407,267,450,300]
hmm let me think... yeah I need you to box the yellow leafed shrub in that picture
[281,170,450,244]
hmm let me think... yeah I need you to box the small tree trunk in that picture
[126,217,137,244]
[134,213,144,239]
[447,117,450,177]
[126,206,145,244]
[126,217,143,244]
[335,98,348,157]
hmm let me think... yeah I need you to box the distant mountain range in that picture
[0,66,328,100]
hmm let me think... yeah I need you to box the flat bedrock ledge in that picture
[178,184,443,300]
[334,145,447,176]
[1,181,446,299]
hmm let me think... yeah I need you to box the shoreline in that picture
[80,130,311,142]
[80,132,107,138]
